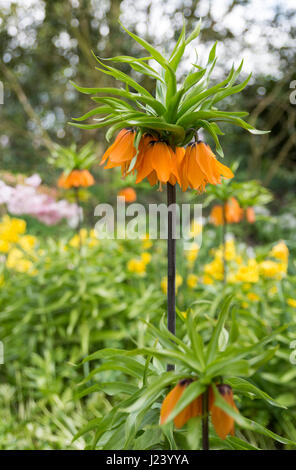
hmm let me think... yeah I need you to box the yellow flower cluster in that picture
[69,228,99,248]
[231,259,259,284]
[141,233,153,250]
[202,239,289,285]
[185,242,199,265]
[161,274,183,295]
[0,216,37,274]
[0,215,26,252]
[287,298,296,308]
[187,273,198,289]
[127,252,152,275]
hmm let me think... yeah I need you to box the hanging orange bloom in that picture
[118,187,137,203]
[100,128,136,176]
[210,205,224,226]
[225,197,244,223]
[246,207,256,223]
[160,379,202,428]
[135,138,182,187]
[58,169,94,189]
[179,141,234,192]
[209,384,238,440]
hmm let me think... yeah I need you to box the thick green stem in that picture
[167,183,176,371]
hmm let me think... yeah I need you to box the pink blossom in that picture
[0,177,81,226]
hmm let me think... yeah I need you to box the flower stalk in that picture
[167,182,176,371]
[74,187,82,250]
[222,203,227,284]
[202,389,209,451]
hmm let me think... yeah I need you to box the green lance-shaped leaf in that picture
[118,22,177,107]
[71,82,166,115]
[185,19,202,45]
[178,110,249,129]
[211,73,252,106]
[212,385,296,446]
[177,67,236,119]
[102,55,165,83]
[194,119,224,158]
[92,54,153,98]
[206,294,234,365]
[124,372,185,413]
[162,380,206,424]
[225,377,286,409]
[169,22,186,71]
[187,313,206,370]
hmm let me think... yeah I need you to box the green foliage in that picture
[48,141,97,173]
[74,297,296,450]
[70,22,267,153]
[204,177,273,206]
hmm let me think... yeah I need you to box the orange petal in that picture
[209,384,238,440]
[151,142,173,183]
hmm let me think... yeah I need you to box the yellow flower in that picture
[268,286,278,296]
[0,216,27,248]
[0,239,11,253]
[190,220,202,237]
[6,248,35,274]
[260,260,286,279]
[270,241,289,263]
[236,259,259,283]
[141,233,152,249]
[18,235,37,252]
[141,252,152,264]
[241,301,248,308]
[187,273,198,289]
[161,274,183,294]
[127,259,146,274]
[176,274,183,289]
[202,274,214,285]
[225,239,236,261]
[247,292,260,302]
[88,229,99,247]
[69,229,88,248]
[235,255,243,265]
[180,311,187,318]
[161,277,167,294]
[204,257,224,280]
[243,283,251,291]
[287,298,296,308]
[185,243,199,264]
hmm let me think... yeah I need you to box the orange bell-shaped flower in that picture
[58,169,94,189]
[209,384,238,440]
[135,139,181,187]
[225,197,244,223]
[210,205,224,226]
[118,187,137,203]
[179,141,234,192]
[160,378,202,429]
[100,128,137,176]
[246,207,256,223]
